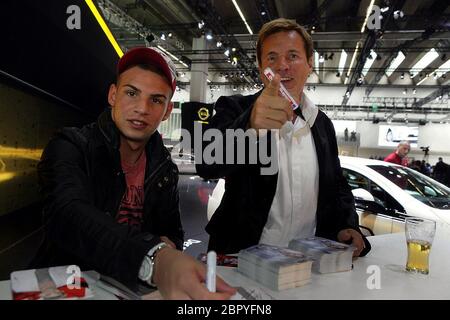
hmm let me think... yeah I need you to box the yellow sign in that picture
[197,107,210,121]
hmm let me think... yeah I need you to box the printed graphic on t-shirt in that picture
[117,185,144,227]
[116,152,146,228]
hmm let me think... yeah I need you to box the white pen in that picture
[263,67,299,110]
[206,250,216,292]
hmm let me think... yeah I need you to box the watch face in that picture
[139,256,152,282]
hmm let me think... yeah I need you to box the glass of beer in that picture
[405,217,436,274]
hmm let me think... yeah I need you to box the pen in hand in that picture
[206,251,216,292]
[263,67,304,119]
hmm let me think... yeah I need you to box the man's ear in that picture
[308,56,313,72]
[162,102,174,121]
[108,83,117,107]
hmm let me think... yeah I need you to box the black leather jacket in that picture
[35,109,183,289]
[196,92,371,255]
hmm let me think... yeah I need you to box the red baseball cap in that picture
[117,47,177,93]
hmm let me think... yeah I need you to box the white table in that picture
[218,224,450,300]
[0,270,160,300]
[2,225,449,300]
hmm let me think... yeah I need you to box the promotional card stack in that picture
[288,236,355,273]
[237,244,314,291]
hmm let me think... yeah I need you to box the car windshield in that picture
[368,165,450,210]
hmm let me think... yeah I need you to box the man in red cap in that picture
[34,47,235,299]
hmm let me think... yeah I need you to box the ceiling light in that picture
[314,51,319,72]
[393,10,404,19]
[357,76,364,85]
[224,49,230,57]
[338,49,347,75]
[145,33,155,43]
[434,59,450,78]
[232,0,253,34]
[400,73,405,79]
[160,33,166,41]
[216,41,222,48]
[198,20,205,29]
[385,51,406,77]
[410,48,439,78]
[413,88,416,94]
[346,43,360,84]
[361,0,376,32]
[362,50,377,76]
[416,75,429,85]
[319,54,325,63]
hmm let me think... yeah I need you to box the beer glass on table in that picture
[405,217,436,274]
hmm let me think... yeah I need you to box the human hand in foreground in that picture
[152,247,237,299]
[160,236,176,249]
[337,228,365,257]
[250,73,293,132]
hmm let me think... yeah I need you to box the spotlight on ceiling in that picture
[393,10,404,19]
[145,33,155,43]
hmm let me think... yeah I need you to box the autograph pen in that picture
[263,67,304,119]
[206,250,216,292]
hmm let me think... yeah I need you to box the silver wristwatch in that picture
[138,242,169,287]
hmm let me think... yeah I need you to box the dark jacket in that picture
[34,109,183,289]
[196,92,371,255]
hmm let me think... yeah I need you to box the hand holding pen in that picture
[152,247,236,299]
[249,69,294,132]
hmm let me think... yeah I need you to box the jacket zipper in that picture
[143,155,172,199]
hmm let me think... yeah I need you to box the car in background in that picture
[207,157,450,236]
[340,156,450,235]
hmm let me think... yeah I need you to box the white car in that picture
[340,156,450,235]
[207,157,450,236]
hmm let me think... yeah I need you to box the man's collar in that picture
[296,93,318,127]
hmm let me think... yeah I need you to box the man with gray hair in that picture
[384,141,410,166]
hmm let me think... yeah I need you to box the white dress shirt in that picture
[259,94,320,247]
